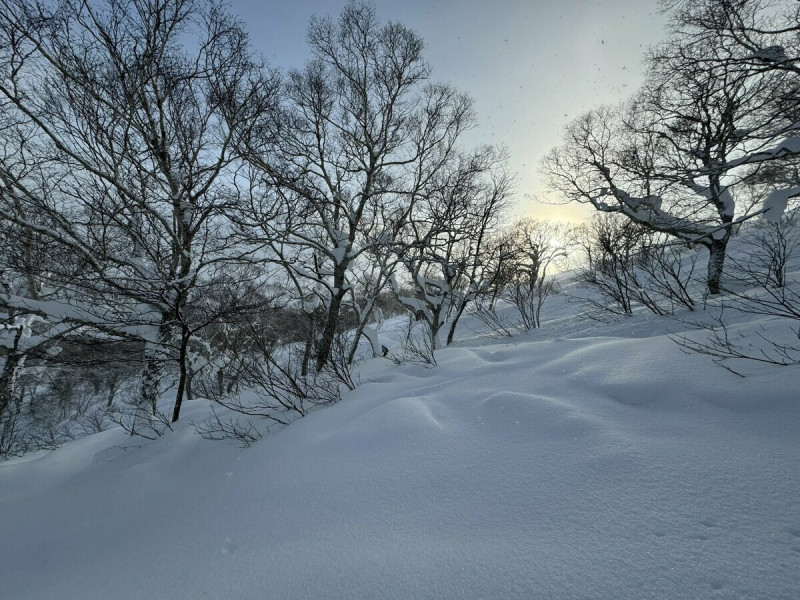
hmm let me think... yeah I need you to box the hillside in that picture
[2,268,799,600]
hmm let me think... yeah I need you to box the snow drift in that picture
[1,283,799,600]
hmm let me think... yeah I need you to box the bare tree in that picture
[573,214,657,317]
[543,8,800,295]
[665,0,800,76]
[736,209,799,288]
[391,146,512,350]
[502,218,568,329]
[0,0,279,423]
[341,253,393,362]
[241,2,474,370]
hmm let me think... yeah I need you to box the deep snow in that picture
[1,277,799,599]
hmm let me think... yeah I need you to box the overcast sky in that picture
[230,0,668,221]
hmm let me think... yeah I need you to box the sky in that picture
[230,0,668,222]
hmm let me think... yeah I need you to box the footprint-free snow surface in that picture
[2,301,799,599]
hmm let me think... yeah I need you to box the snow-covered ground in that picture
[1,273,799,599]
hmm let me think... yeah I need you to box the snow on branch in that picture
[728,135,800,169]
[763,186,800,222]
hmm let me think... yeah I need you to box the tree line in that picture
[0,0,531,451]
[1,0,798,453]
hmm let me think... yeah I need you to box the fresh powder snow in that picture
[1,274,799,600]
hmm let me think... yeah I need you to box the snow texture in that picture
[1,272,799,599]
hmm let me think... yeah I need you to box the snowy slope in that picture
[1,287,799,599]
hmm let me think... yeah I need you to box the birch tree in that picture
[0,0,279,423]
[391,146,512,349]
[242,2,473,370]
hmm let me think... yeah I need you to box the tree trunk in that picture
[429,306,444,352]
[140,357,162,416]
[171,328,191,423]
[315,286,346,372]
[446,300,469,346]
[105,375,119,409]
[301,312,317,377]
[140,319,173,415]
[347,300,378,364]
[0,351,26,425]
[347,322,366,365]
[706,238,728,295]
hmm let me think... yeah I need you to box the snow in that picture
[2,275,800,599]
[729,135,800,168]
[763,186,800,222]
[330,245,347,265]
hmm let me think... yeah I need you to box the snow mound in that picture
[2,283,800,599]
